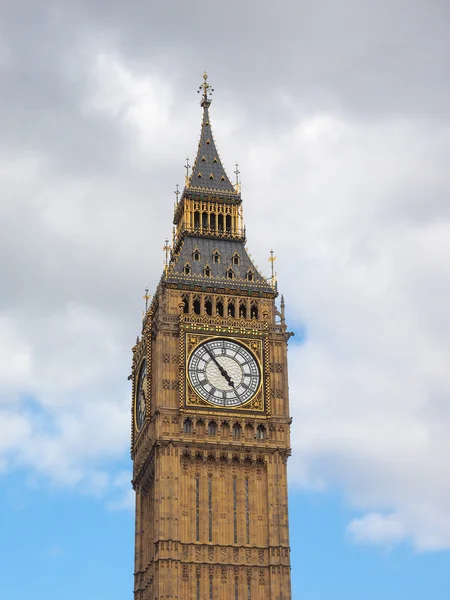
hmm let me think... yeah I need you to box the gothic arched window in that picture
[183,418,193,434]
[194,212,200,229]
[182,294,189,314]
[193,296,201,315]
[184,263,191,275]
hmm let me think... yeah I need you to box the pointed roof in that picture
[187,73,237,194]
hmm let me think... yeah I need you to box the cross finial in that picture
[185,157,191,185]
[143,287,150,311]
[163,238,172,273]
[234,162,240,193]
[174,183,180,204]
[198,71,214,106]
[268,249,277,288]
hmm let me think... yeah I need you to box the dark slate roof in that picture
[166,237,274,294]
[188,103,237,194]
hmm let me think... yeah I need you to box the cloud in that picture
[0,2,449,551]
[347,513,407,548]
[256,116,450,551]
[0,318,32,392]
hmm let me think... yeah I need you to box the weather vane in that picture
[197,71,214,105]
[143,287,150,312]
[268,249,277,288]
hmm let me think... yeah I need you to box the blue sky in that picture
[1,0,450,598]
[2,463,450,599]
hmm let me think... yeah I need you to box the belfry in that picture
[131,73,293,599]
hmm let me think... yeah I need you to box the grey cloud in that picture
[1,0,449,135]
[0,0,449,550]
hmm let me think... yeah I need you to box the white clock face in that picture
[188,339,261,407]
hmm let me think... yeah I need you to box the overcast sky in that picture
[1,1,450,597]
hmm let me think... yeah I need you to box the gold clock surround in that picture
[184,333,265,413]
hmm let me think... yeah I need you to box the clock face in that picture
[188,339,261,407]
[135,359,147,430]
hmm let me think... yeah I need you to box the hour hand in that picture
[219,365,234,388]
[215,360,234,387]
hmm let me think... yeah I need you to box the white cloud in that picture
[82,51,173,141]
[0,318,32,392]
[347,513,407,547]
[0,48,449,553]
[238,113,450,551]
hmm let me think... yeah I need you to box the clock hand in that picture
[209,352,234,387]
[205,346,235,388]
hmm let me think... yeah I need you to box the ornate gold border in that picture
[181,330,268,414]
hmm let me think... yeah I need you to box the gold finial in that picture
[234,162,240,193]
[163,238,172,273]
[197,71,214,106]
[185,157,191,185]
[143,287,150,312]
[174,183,180,204]
[268,249,277,288]
[201,71,208,95]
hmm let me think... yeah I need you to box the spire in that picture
[188,72,237,194]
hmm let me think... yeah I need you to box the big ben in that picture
[131,73,293,600]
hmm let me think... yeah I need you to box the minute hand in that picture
[205,347,235,388]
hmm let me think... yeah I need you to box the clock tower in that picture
[131,74,293,600]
